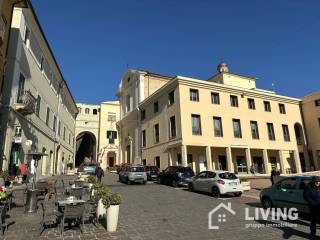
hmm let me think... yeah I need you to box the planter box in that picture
[97,199,107,219]
[107,205,119,232]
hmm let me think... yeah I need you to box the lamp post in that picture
[24,151,47,213]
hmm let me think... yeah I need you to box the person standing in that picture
[20,161,28,182]
[303,176,320,240]
[96,164,104,183]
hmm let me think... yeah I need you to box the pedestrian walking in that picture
[270,167,280,185]
[303,176,320,240]
[96,163,104,183]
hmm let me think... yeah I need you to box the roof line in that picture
[25,0,78,114]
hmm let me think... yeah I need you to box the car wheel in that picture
[172,180,178,188]
[159,177,164,185]
[261,197,273,209]
[142,181,146,185]
[188,183,194,192]
[212,187,220,198]
[235,192,242,197]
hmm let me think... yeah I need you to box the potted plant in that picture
[87,175,96,192]
[93,183,109,219]
[106,192,122,232]
[240,177,251,191]
[0,186,6,202]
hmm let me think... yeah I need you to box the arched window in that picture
[85,108,90,114]
[93,109,98,115]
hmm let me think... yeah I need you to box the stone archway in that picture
[294,123,305,145]
[75,131,97,167]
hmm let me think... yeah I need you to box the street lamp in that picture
[24,151,47,213]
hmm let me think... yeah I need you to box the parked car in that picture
[159,166,195,187]
[118,164,147,184]
[145,165,160,181]
[188,171,243,198]
[260,176,312,213]
[78,163,96,175]
[117,163,129,174]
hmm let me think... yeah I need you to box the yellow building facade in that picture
[75,101,120,170]
[301,92,320,171]
[118,63,312,175]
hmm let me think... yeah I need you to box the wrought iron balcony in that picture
[15,90,36,115]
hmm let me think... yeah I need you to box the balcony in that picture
[15,90,36,115]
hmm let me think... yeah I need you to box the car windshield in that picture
[130,167,145,172]
[219,172,237,180]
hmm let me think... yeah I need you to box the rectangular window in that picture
[107,131,117,144]
[107,112,116,121]
[282,124,290,141]
[141,109,146,121]
[155,156,160,168]
[190,89,199,102]
[191,114,202,135]
[279,104,286,114]
[267,123,275,140]
[68,134,71,144]
[169,116,176,138]
[211,92,220,104]
[126,95,131,113]
[168,91,175,105]
[213,117,223,137]
[230,95,239,107]
[250,121,259,139]
[142,130,146,147]
[36,95,41,116]
[58,121,61,136]
[264,101,271,112]
[46,107,50,126]
[154,101,159,113]
[17,73,25,103]
[77,107,81,114]
[24,25,30,46]
[63,126,66,140]
[154,124,160,143]
[53,115,56,131]
[247,98,255,110]
[232,119,242,138]
[315,99,320,107]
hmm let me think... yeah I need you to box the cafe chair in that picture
[60,203,85,235]
[70,188,83,200]
[83,202,97,226]
[12,188,27,208]
[0,204,8,235]
[40,201,61,235]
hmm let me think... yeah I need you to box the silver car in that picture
[119,164,147,184]
[188,170,243,198]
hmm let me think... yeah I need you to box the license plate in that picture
[229,182,237,186]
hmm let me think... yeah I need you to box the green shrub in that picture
[87,175,96,184]
[108,192,122,205]
[0,170,9,179]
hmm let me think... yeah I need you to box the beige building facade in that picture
[301,92,320,170]
[0,5,78,176]
[75,101,120,170]
[117,63,311,175]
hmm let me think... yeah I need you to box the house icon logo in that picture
[208,202,236,230]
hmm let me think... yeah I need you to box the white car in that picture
[188,171,243,198]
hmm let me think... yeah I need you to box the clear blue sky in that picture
[31,0,320,104]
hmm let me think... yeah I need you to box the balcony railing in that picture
[15,90,36,115]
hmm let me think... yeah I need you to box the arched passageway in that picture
[75,131,97,167]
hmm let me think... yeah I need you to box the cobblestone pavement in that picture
[2,173,319,240]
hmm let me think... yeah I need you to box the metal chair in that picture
[0,204,8,235]
[60,203,85,235]
[40,201,61,235]
[74,180,84,188]
[83,201,97,226]
[12,188,27,207]
[70,188,83,200]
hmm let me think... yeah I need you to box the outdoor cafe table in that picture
[57,199,86,207]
